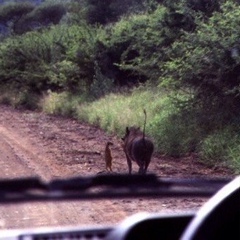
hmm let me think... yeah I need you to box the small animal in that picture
[122,110,154,174]
[105,141,114,172]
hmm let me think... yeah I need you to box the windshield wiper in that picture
[0,174,233,203]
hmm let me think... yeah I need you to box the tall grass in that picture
[76,88,160,136]
[41,91,85,117]
[200,127,240,172]
[76,87,201,157]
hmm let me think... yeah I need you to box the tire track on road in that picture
[0,109,128,228]
[0,125,55,181]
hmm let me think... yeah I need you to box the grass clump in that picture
[200,127,240,172]
[0,87,39,110]
[41,91,85,117]
[76,89,159,136]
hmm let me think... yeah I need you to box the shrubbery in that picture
[0,23,108,94]
[0,1,66,35]
[200,126,240,170]
[161,1,240,126]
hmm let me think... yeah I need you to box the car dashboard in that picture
[0,175,239,240]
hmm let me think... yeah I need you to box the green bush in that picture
[0,29,62,92]
[41,91,85,117]
[107,6,169,83]
[200,127,240,172]
[88,63,114,99]
[85,0,146,25]
[99,3,197,86]
[0,85,39,110]
[161,1,240,126]
[14,2,66,34]
[0,23,104,95]
[147,92,203,156]
[0,2,35,35]
[0,1,67,35]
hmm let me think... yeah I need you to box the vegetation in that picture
[0,0,239,172]
[0,1,66,35]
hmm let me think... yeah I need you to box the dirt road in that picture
[0,105,234,229]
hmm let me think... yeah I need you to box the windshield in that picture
[0,0,238,230]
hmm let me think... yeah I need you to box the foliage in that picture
[0,28,61,92]
[99,4,197,86]
[84,0,146,25]
[41,91,84,117]
[0,2,34,23]
[187,0,220,14]
[148,99,202,156]
[0,23,105,95]
[161,1,240,127]
[63,0,88,25]
[0,2,34,35]
[0,1,67,35]
[76,88,159,135]
[200,126,240,171]
[0,85,39,109]
[88,63,114,99]
[14,2,66,34]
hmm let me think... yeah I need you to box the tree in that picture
[85,0,145,25]
[0,2,34,34]
[15,3,66,34]
[162,1,240,126]
[0,2,66,35]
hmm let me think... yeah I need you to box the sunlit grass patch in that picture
[76,88,163,136]
[41,91,84,117]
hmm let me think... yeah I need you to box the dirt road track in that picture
[0,105,234,229]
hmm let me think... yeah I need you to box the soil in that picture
[0,105,235,229]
